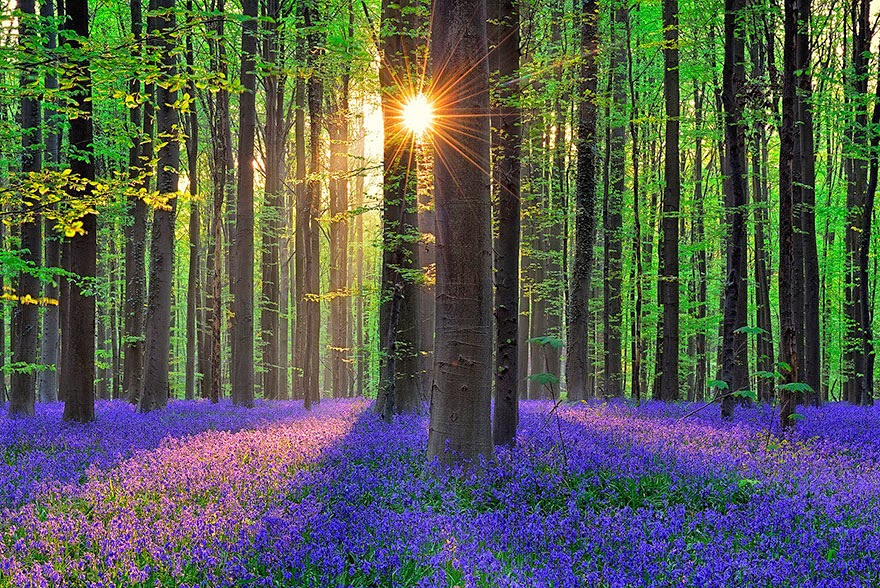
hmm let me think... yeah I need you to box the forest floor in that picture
[0,397,878,587]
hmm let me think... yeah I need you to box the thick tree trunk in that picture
[565,0,598,403]
[426,0,494,466]
[139,0,180,412]
[377,0,421,417]
[844,0,872,405]
[61,0,96,423]
[653,0,680,402]
[489,0,520,445]
[259,0,288,401]
[230,0,258,408]
[300,8,324,409]
[10,0,42,417]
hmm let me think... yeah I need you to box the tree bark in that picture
[779,0,801,426]
[489,0,520,445]
[653,0,680,402]
[61,0,96,423]
[426,0,494,466]
[377,0,422,417]
[184,21,200,402]
[720,0,751,418]
[230,0,259,408]
[10,0,42,417]
[37,0,61,404]
[565,0,598,403]
[139,0,180,412]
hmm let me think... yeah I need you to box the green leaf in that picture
[707,379,729,390]
[527,372,559,386]
[779,382,814,393]
[787,412,806,421]
[734,325,769,336]
[776,361,792,373]
[529,335,563,349]
[732,389,757,401]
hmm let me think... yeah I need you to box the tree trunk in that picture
[184,22,200,402]
[603,6,625,399]
[844,0,873,405]
[61,0,96,423]
[779,0,802,427]
[653,0,680,402]
[565,0,598,403]
[139,0,180,412]
[301,6,324,409]
[123,0,151,406]
[426,0,494,466]
[377,0,422,417]
[205,0,230,403]
[489,0,520,445]
[37,0,61,404]
[294,71,307,402]
[230,0,258,408]
[328,82,350,399]
[10,0,42,417]
[720,0,751,418]
[624,11,645,402]
[259,0,288,401]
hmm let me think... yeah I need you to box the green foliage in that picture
[529,335,563,349]
[527,372,559,386]
[778,382,814,394]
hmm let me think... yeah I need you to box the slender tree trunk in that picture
[38,0,61,404]
[184,22,200,402]
[294,72,307,402]
[61,0,96,423]
[354,110,366,397]
[123,0,152,405]
[490,0,520,444]
[779,0,801,426]
[328,82,350,399]
[720,0,751,418]
[418,143,436,397]
[139,0,180,412]
[603,7,625,399]
[625,11,645,402]
[426,0,494,466]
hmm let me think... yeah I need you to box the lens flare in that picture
[401,93,434,136]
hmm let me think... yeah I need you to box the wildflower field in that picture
[1,398,878,587]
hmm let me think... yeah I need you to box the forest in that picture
[1,0,880,583]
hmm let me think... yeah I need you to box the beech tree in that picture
[60,0,96,423]
[426,0,494,465]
